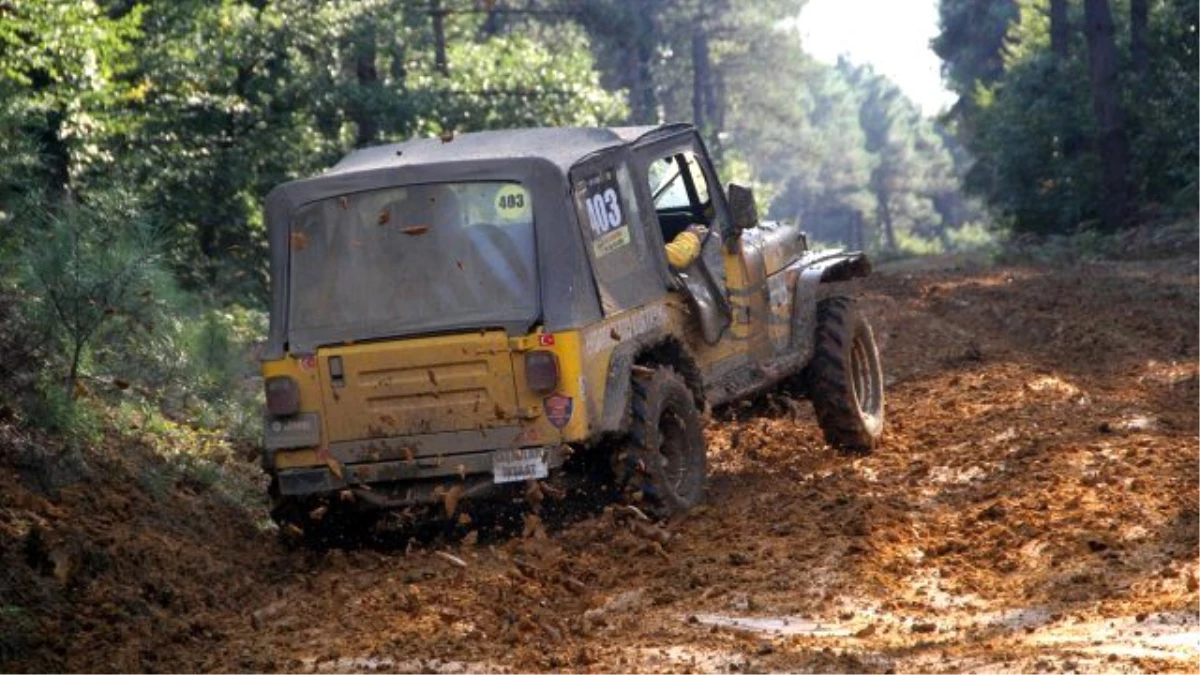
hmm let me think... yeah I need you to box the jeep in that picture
[260,124,884,539]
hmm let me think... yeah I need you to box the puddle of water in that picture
[929,464,988,485]
[303,656,499,674]
[691,613,857,637]
[982,607,1055,630]
[1025,612,1200,662]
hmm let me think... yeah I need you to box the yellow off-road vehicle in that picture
[260,124,883,538]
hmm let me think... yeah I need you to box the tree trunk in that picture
[623,0,657,124]
[41,109,71,196]
[691,20,718,136]
[1050,0,1069,59]
[66,340,83,398]
[1130,0,1149,78]
[1083,0,1130,230]
[390,42,407,86]
[691,28,710,131]
[878,197,897,252]
[430,0,448,75]
[354,35,379,146]
[480,7,502,37]
[28,67,71,195]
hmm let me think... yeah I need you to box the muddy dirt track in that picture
[2,255,1198,673]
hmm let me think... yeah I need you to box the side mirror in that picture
[727,183,758,231]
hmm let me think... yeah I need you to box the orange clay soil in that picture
[2,255,1196,673]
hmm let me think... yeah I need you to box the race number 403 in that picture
[584,187,623,237]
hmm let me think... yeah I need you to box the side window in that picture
[648,157,690,210]
[645,151,713,244]
[572,162,663,315]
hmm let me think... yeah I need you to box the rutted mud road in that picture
[3,255,1197,673]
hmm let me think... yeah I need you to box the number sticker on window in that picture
[494,184,531,221]
[575,170,631,258]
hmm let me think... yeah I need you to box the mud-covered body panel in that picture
[316,331,522,443]
[741,220,808,278]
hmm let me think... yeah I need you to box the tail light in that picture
[524,350,560,395]
[265,376,301,416]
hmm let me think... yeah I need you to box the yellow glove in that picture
[665,225,707,269]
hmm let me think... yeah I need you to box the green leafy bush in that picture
[19,379,102,448]
[9,186,264,446]
[15,187,166,398]
[115,304,265,441]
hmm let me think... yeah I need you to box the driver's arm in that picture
[665,224,708,270]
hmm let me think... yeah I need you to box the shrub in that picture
[20,380,102,446]
[14,187,166,398]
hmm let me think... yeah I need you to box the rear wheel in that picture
[270,483,378,549]
[806,297,885,453]
[618,367,707,518]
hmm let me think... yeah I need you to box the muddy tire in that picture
[806,297,884,453]
[622,367,707,518]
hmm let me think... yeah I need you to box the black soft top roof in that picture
[263,123,695,358]
[326,124,690,176]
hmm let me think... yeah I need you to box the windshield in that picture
[287,181,537,344]
[648,153,710,210]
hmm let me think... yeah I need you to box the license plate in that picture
[492,448,548,484]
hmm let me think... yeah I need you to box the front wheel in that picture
[806,297,885,453]
[619,367,707,519]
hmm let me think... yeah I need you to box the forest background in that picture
[0,0,1195,444]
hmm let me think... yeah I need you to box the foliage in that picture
[1,0,626,305]
[967,52,1102,233]
[6,180,262,444]
[0,0,143,192]
[14,187,165,396]
[933,0,1021,101]
[118,304,266,440]
[20,380,103,447]
[423,31,627,133]
[936,0,1198,234]
[754,58,979,255]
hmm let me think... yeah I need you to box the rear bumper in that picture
[275,443,568,500]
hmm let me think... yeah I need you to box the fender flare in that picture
[596,332,702,435]
[789,252,872,364]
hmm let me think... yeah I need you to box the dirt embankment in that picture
[1,255,1196,673]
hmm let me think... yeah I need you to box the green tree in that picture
[932,0,1020,108]
[109,0,624,303]
[0,0,142,196]
[847,64,959,253]
[16,188,164,396]
[936,0,1198,234]
[766,61,877,250]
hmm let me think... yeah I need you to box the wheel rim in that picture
[849,333,881,418]
[658,408,690,493]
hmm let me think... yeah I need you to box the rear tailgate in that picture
[317,330,521,443]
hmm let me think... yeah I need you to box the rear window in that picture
[287,181,538,344]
